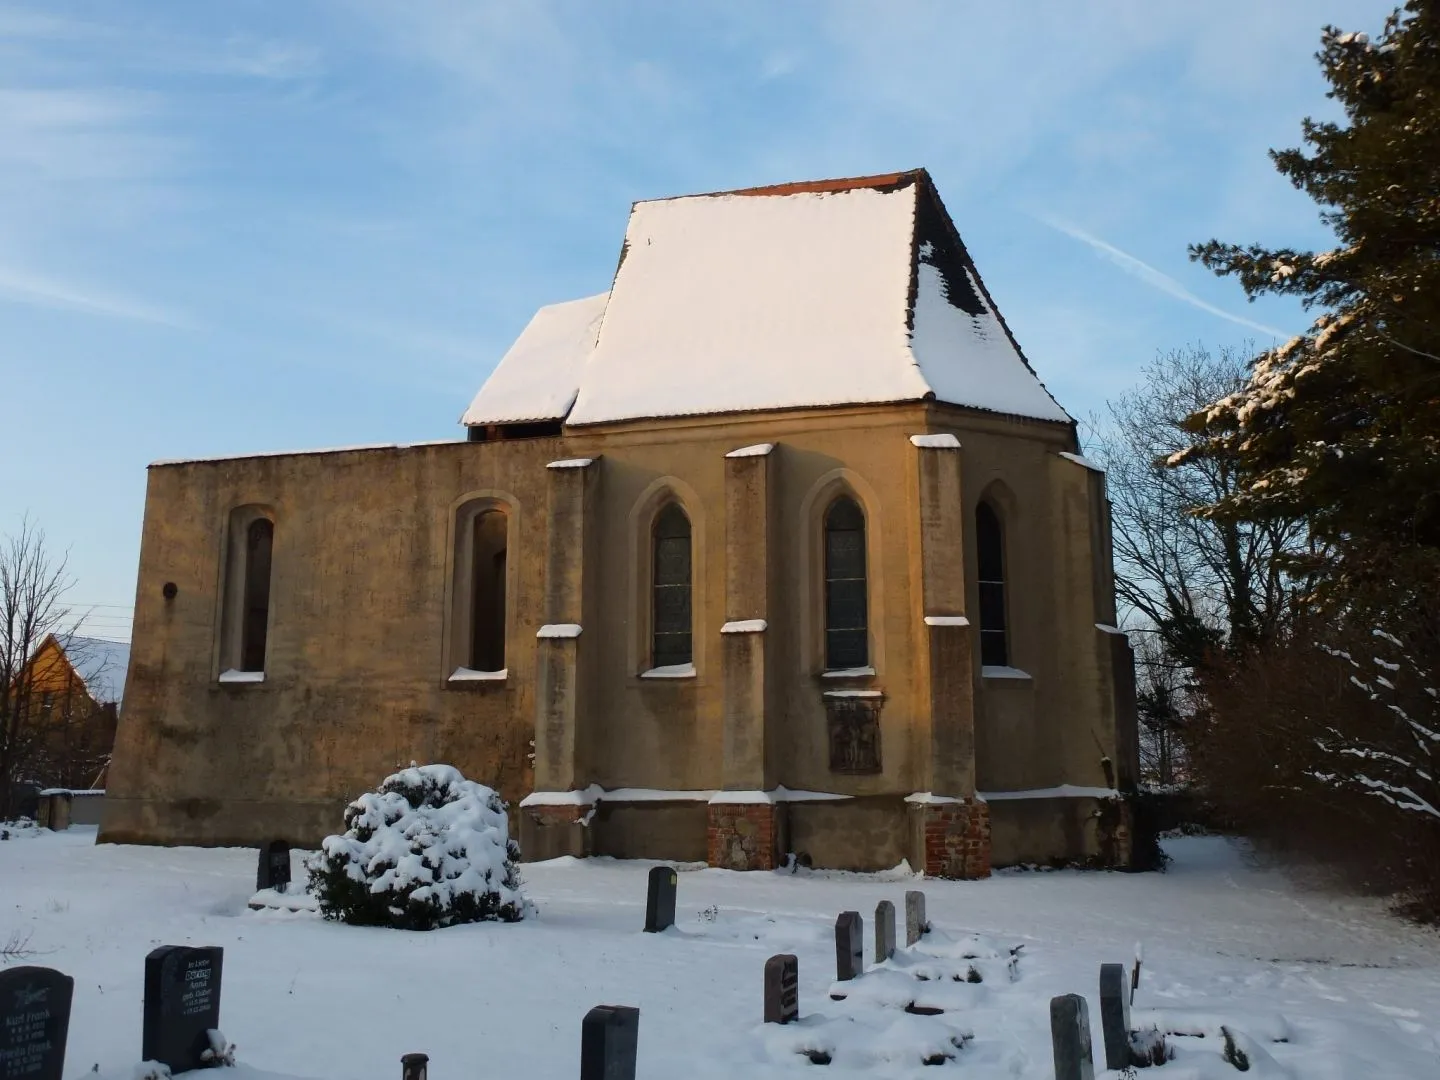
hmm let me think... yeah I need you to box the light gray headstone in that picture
[874,900,896,963]
[904,890,927,946]
[1050,994,1094,1080]
[1099,963,1131,1070]
[834,912,864,982]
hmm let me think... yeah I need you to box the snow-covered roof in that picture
[462,170,1070,429]
[461,293,608,426]
[66,636,130,705]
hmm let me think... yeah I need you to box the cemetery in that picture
[1,822,1438,1079]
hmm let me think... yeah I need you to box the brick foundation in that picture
[913,797,991,879]
[518,802,593,862]
[707,801,782,871]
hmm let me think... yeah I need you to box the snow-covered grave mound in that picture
[758,923,1022,1069]
[309,763,526,930]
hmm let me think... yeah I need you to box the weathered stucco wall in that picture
[104,399,1136,863]
[102,439,556,846]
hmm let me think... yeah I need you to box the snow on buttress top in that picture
[465,171,1070,427]
[461,292,608,425]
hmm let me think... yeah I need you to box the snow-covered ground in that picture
[2,829,1437,1079]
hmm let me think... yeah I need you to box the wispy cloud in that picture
[0,262,192,327]
[1038,215,1287,339]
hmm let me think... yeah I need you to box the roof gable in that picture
[463,169,1069,429]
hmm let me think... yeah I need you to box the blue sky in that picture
[0,0,1397,642]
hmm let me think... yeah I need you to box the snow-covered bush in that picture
[309,764,525,930]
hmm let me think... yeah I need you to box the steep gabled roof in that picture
[462,169,1069,429]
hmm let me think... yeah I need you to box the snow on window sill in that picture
[537,623,583,639]
[823,689,883,698]
[909,433,961,449]
[822,666,875,678]
[725,442,774,458]
[546,457,594,470]
[981,665,1032,680]
[218,669,265,684]
[640,663,696,679]
[449,667,507,683]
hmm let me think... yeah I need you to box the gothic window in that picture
[652,503,693,668]
[469,510,508,671]
[239,518,273,672]
[976,501,1008,667]
[824,495,868,670]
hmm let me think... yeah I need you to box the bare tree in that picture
[1092,344,1314,664]
[1088,345,1317,785]
[0,519,74,820]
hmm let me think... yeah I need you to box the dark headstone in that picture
[0,965,74,1080]
[580,1005,639,1080]
[874,900,896,963]
[1050,994,1095,1080]
[1099,963,1131,1070]
[763,954,799,1024]
[904,890,927,946]
[834,911,863,982]
[142,945,224,1073]
[257,840,291,893]
[643,866,677,933]
[401,1052,429,1080]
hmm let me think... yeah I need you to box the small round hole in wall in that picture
[162,581,178,600]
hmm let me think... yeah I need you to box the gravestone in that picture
[834,912,864,982]
[904,890,927,946]
[643,866,677,933]
[256,840,291,893]
[1099,963,1131,1070]
[143,945,224,1073]
[874,900,896,963]
[1049,994,1095,1080]
[400,1052,428,1080]
[0,965,74,1080]
[763,955,799,1024]
[580,1005,639,1080]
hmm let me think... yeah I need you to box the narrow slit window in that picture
[824,496,868,670]
[470,510,508,671]
[652,504,692,668]
[240,518,273,672]
[976,501,1008,667]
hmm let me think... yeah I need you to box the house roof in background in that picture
[65,637,130,705]
[462,168,1070,429]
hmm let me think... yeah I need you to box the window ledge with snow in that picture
[218,669,265,684]
[822,666,876,678]
[823,689,883,699]
[981,665,1032,681]
[537,623,583,639]
[640,663,696,679]
[546,457,594,470]
[448,667,507,684]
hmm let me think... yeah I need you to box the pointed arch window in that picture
[652,504,693,668]
[976,501,1008,667]
[824,495,868,670]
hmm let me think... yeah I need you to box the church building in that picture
[101,170,1140,877]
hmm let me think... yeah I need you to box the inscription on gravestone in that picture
[763,955,799,1025]
[1099,963,1132,1070]
[874,900,896,963]
[1049,993,1095,1080]
[904,890,927,946]
[580,1004,639,1080]
[834,912,864,982]
[0,966,74,1080]
[643,866,677,933]
[143,945,223,1073]
[256,840,291,893]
